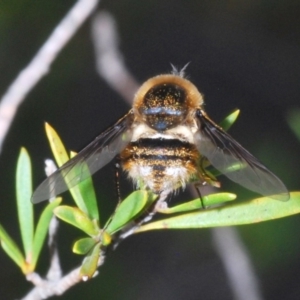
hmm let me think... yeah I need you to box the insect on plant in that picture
[32,69,290,207]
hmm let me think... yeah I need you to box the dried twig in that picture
[0,0,99,152]
[44,160,62,283]
[23,255,105,300]
[212,227,263,300]
[91,11,139,105]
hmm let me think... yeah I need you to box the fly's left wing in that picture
[32,110,134,203]
[194,109,289,201]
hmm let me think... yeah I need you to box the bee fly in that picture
[32,72,289,206]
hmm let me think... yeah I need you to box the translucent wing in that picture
[32,111,134,203]
[195,109,289,201]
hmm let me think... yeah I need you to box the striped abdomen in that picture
[120,138,200,194]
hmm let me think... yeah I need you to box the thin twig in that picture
[0,0,99,152]
[44,160,62,283]
[212,227,263,300]
[23,255,105,300]
[91,11,140,105]
[22,159,105,299]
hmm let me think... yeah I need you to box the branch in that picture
[0,0,99,152]
[212,227,263,300]
[44,160,62,283]
[23,255,105,300]
[91,11,140,105]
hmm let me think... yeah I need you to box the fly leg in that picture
[194,184,205,209]
[114,156,122,205]
[194,156,221,208]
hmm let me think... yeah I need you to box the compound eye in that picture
[139,83,188,131]
[143,83,186,108]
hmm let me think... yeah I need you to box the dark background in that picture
[1,1,300,299]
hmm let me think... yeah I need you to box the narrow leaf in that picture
[219,109,240,131]
[106,191,150,235]
[45,123,90,216]
[16,147,33,262]
[80,243,100,280]
[32,198,62,268]
[45,123,69,166]
[157,193,236,214]
[0,224,25,270]
[70,151,99,222]
[73,237,96,255]
[137,191,300,232]
[54,206,99,236]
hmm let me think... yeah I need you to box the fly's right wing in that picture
[32,110,134,203]
[194,109,289,201]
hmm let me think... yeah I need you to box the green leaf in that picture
[45,123,91,217]
[54,206,99,236]
[157,193,236,214]
[16,147,33,263]
[100,230,112,246]
[73,237,96,255]
[106,191,153,235]
[219,109,240,131]
[32,198,62,268]
[137,191,300,232]
[45,122,69,166]
[0,224,26,272]
[70,151,99,222]
[80,243,100,280]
